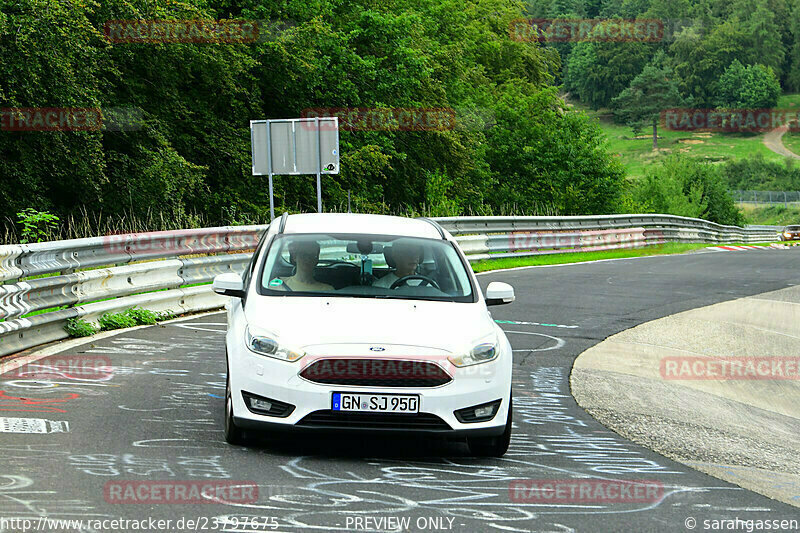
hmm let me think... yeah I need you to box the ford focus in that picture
[213,213,515,456]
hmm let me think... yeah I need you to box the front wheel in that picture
[467,397,512,457]
[224,369,247,446]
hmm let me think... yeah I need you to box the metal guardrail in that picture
[0,215,780,357]
[0,226,264,356]
[433,214,779,260]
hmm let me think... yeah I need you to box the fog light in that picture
[474,405,494,418]
[241,391,295,418]
[454,399,502,423]
[251,398,272,411]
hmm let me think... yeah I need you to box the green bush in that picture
[64,318,98,337]
[155,310,176,322]
[124,307,158,325]
[624,157,745,225]
[98,312,137,331]
[17,208,59,244]
[715,60,781,109]
[719,155,800,191]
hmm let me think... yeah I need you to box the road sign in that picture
[251,118,339,219]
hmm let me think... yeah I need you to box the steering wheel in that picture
[390,275,440,290]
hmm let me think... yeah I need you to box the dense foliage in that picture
[624,156,745,225]
[719,154,800,191]
[0,0,630,232]
[533,0,800,109]
[611,51,683,149]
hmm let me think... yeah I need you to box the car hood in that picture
[244,296,496,354]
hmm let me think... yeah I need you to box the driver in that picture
[374,239,423,288]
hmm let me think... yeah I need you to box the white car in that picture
[213,213,515,456]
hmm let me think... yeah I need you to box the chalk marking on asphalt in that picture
[506,331,566,352]
[496,319,578,329]
[0,311,223,376]
[131,438,210,448]
[171,324,226,333]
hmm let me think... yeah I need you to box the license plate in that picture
[332,393,419,413]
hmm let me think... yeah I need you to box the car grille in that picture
[297,410,452,430]
[299,358,452,387]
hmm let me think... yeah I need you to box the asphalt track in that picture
[1,249,799,533]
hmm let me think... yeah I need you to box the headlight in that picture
[785,232,792,238]
[245,327,304,362]
[449,333,500,367]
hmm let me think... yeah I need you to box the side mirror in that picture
[485,281,515,306]
[213,273,246,298]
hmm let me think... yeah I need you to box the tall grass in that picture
[1,207,266,245]
[1,202,562,245]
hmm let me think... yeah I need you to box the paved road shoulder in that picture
[571,285,800,507]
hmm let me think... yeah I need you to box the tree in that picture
[715,60,782,109]
[611,52,683,149]
[787,0,800,91]
[671,19,751,106]
[565,39,653,109]
[742,0,786,80]
[486,85,625,215]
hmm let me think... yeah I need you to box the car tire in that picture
[224,368,247,446]
[467,396,512,457]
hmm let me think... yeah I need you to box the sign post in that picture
[250,117,339,220]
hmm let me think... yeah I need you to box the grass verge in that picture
[781,130,800,158]
[571,101,789,179]
[471,242,775,273]
[741,204,800,225]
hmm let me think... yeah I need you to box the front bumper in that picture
[233,414,507,437]
[227,342,512,437]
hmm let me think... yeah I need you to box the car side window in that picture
[242,232,270,291]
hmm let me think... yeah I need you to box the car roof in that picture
[278,213,446,240]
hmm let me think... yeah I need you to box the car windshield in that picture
[785,226,800,231]
[259,233,474,302]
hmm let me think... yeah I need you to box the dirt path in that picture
[764,123,800,159]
